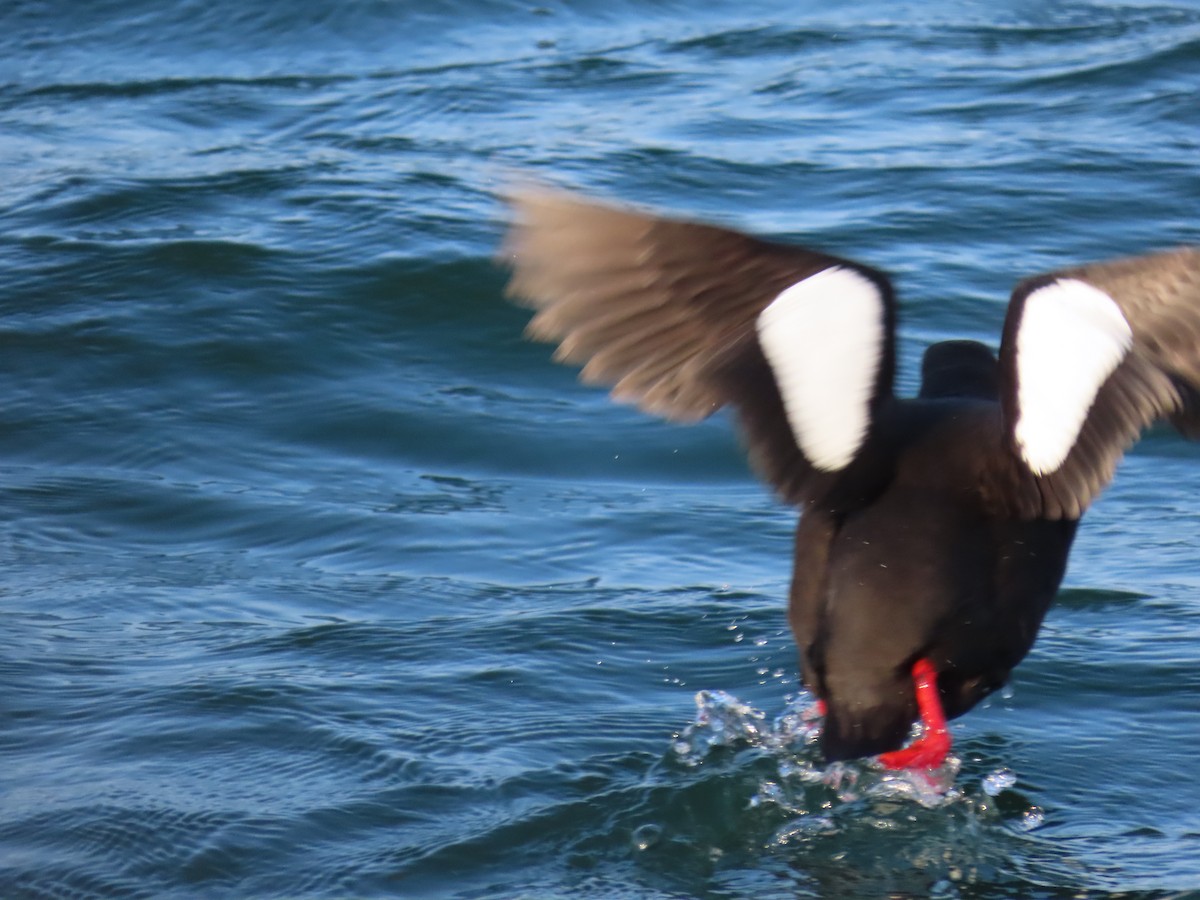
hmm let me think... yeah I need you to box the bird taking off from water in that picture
[500,186,1200,769]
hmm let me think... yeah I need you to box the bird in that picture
[499,185,1200,769]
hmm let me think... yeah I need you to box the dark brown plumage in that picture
[501,186,1200,764]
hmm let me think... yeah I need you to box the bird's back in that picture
[790,394,1077,761]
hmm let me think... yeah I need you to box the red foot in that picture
[877,658,951,770]
[801,698,827,726]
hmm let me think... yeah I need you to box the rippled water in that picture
[2,1,1200,897]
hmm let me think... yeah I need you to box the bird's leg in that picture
[877,658,951,770]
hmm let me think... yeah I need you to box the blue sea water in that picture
[1,0,1199,897]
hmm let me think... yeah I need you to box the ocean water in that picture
[2,0,1199,897]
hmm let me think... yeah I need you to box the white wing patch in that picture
[756,267,885,471]
[1014,278,1132,475]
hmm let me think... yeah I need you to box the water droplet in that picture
[1019,805,1045,830]
[982,767,1016,796]
[631,823,662,851]
[930,878,961,899]
[750,780,784,808]
[770,814,837,845]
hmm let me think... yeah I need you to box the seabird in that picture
[500,187,1200,768]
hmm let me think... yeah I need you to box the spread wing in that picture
[501,187,898,504]
[996,247,1200,519]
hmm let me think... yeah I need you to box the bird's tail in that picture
[820,685,917,763]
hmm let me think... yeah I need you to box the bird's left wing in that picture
[994,247,1200,519]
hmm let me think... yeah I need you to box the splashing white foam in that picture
[670,689,1047,832]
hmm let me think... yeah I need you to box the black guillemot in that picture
[501,187,1200,768]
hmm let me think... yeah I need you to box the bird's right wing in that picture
[501,187,899,504]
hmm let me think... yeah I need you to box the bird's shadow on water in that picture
[598,690,1070,900]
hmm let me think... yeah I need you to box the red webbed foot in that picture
[877,658,951,770]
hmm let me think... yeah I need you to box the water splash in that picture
[982,767,1016,796]
[1013,805,1044,832]
[670,689,1045,833]
[671,690,770,762]
[630,823,662,852]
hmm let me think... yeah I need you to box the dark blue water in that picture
[2,1,1200,897]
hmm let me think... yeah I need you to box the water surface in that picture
[2,1,1200,897]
